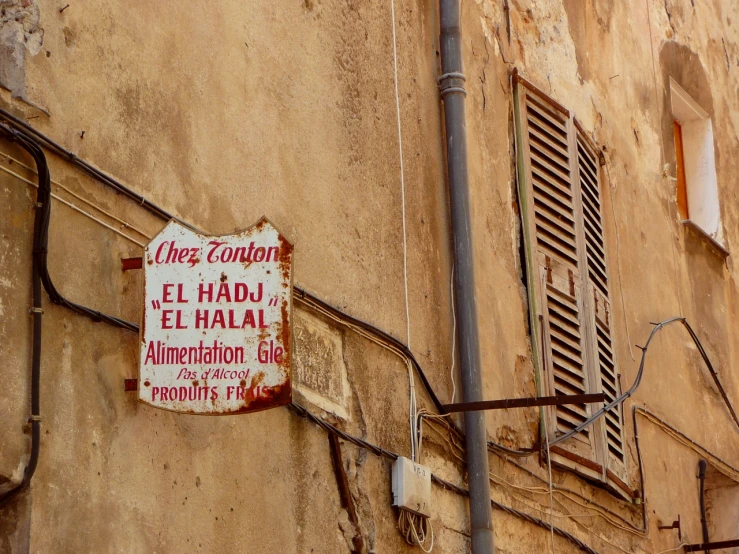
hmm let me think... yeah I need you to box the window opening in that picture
[669,78,723,246]
[512,72,629,498]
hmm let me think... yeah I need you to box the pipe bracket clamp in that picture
[28,415,41,422]
[29,307,44,314]
[438,72,467,98]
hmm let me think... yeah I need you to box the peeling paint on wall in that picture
[0,0,42,98]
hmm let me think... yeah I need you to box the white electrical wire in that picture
[0,151,152,241]
[389,0,419,468]
[542,416,556,554]
[389,0,410,349]
[408,358,418,461]
[388,12,434,553]
[398,509,434,553]
[0,161,146,247]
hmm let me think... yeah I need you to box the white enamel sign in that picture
[139,217,293,414]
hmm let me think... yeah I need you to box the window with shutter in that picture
[513,78,598,469]
[574,125,628,489]
[513,72,629,496]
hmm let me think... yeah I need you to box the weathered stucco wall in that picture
[1,0,739,552]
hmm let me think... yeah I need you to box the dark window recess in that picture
[512,73,628,495]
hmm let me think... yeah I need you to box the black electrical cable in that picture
[682,321,739,430]
[288,402,600,554]
[0,114,533,458]
[0,125,139,506]
[0,124,138,332]
[0,131,46,505]
[631,405,739,541]
[551,317,739,448]
[292,287,447,415]
[294,287,537,458]
[3,116,739,519]
[7,114,739,554]
[548,317,683,447]
[0,108,195,230]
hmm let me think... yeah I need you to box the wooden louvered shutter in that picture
[513,81,597,466]
[573,125,628,485]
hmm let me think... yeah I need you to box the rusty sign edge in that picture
[137,215,294,415]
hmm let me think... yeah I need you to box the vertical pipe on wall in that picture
[438,1,495,551]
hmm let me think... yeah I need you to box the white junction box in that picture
[391,457,431,517]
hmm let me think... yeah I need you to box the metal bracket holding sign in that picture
[138,217,293,414]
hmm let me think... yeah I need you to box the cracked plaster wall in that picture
[1,0,739,553]
[0,0,42,99]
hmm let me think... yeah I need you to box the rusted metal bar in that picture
[328,433,365,554]
[443,393,605,413]
[121,257,143,271]
[685,539,739,552]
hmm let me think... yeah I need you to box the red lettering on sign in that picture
[207,241,227,262]
[195,309,208,328]
[186,248,199,267]
[250,282,263,302]
[241,310,255,328]
[155,241,169,264]
[198,283,213,303]
[258,340,284,364]
[226,385,248,400]
[175,310,187,329]
[203,241,280,264]
[154,241,199,266]
[162,283,174,303]
[161,310,173,329]
[235,283,248,302]
[212,310,225,328]
[259,309,268,328]
[215,283,231,303]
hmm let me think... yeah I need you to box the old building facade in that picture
[1,0,738,552]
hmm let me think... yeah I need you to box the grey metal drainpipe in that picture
[438,0,496,552]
